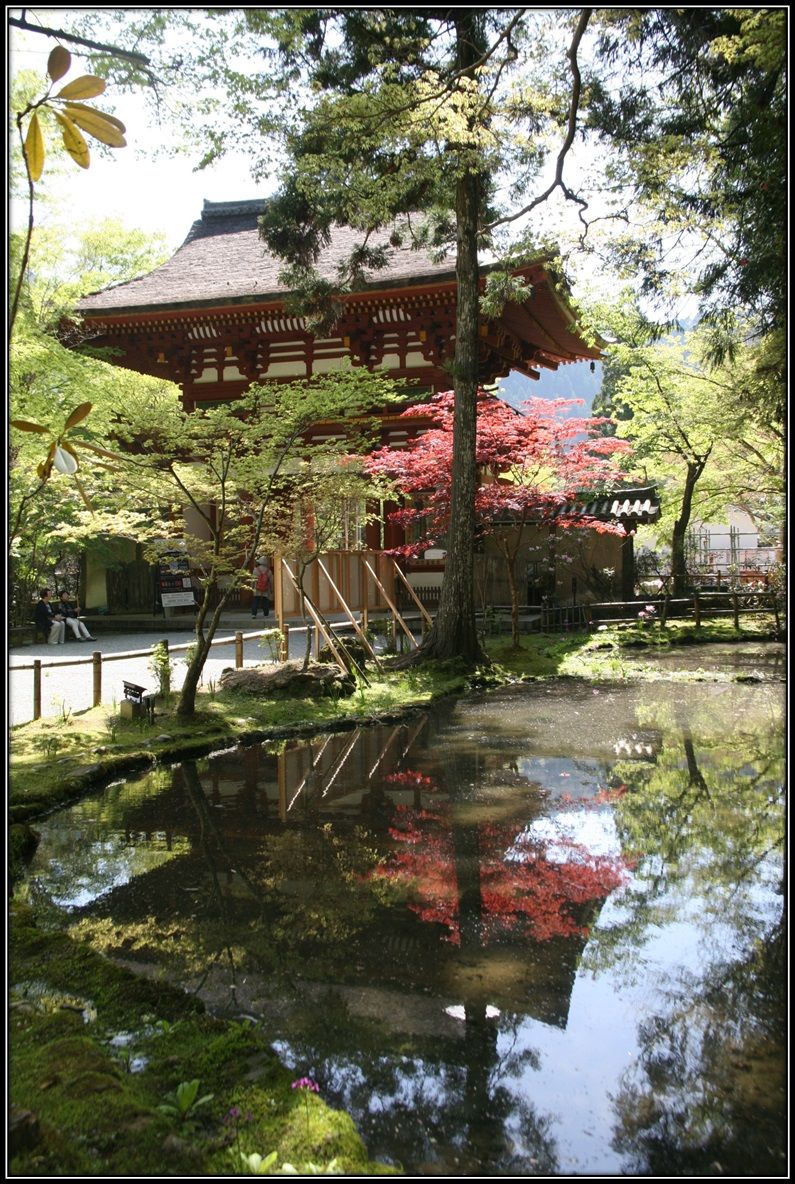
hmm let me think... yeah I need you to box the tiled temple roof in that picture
[77,199,463,314]
[579,486,661,524]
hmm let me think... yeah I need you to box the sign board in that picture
[160,590,196,608]
[158,553,195,609]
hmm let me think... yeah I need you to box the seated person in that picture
[57,590,95,640]
[34,588,65,644]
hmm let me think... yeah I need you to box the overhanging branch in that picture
[486,8,593,234]
[9,13,156,80]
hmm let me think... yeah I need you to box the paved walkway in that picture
[7,616,344,728]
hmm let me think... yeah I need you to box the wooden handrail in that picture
[361,558,418,649]
[316,557,383,670]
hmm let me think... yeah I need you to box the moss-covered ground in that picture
[8,614,783,1176]
[9,905,395,1176]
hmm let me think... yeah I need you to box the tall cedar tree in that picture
[250,9,592,664]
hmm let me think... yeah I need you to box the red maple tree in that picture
[366,389,633,644]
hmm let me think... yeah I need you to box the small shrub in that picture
[148,642,173,698]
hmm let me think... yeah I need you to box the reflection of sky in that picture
[517,756,604,800]
[514,809,622,863]
[31,833,189,910]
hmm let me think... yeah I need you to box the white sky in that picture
[9,12,266,250]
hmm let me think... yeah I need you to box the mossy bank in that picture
[9,903,399,1176]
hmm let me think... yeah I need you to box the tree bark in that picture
[405,12,486,665]
[671,459,706,597]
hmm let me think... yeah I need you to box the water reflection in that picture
[22,675,786,1176]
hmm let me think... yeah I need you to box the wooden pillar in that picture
[274,555,284,631]
[92,650,102,707]
[621,526,636,602]
[33,660,41,721]
[235,631,244,668]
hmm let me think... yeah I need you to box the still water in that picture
[24,674,786,1176]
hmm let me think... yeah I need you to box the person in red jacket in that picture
[251,558,272,618]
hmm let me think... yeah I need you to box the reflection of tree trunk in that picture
[452,805,482,952]
[181,761,239,999]
[451,806,503,1162]
[462,1001,502,1165]
[682,729,710,798]
[446,744,503,1160]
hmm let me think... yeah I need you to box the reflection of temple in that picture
[65,711,629,1033]
[49,710,639,1175]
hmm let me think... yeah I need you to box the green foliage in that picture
[587,9,786,339]
[593,296,784,592]
[8,213,177,621]
[105,369,403,715]
[148,643,173,698]
[157,1077,214,1121]
[258,628,284,663]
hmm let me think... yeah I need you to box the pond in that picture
[22,671,786,1177]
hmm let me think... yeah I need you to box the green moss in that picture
[9,908,394,1177]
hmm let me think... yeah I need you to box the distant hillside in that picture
[498,361,603,416]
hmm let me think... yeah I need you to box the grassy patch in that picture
[486,616,782,680]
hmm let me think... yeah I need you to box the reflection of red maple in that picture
[374,799,630,946]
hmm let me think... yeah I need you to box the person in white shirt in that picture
[57,591,95,641]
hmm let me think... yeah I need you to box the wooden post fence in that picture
[92,650,102,707]
[33,660,41,721]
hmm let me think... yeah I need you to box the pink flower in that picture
[291,1077,320,1093]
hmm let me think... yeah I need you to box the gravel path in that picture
[8,620,323,728]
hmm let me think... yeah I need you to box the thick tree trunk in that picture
[406,13,486,666]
